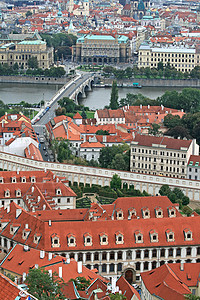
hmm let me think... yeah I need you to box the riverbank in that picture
[0,75,67,85]
[99,78,200,87]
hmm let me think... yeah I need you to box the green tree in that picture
[148,123,160,136]
[110,80,119,109]
[163,114,182,129]
[159,185,171,197]
[13,62,19,70]
[110,153,127,171]
[157,61,164,71]
[25,268,65,300]
[99,144,130,170]
[69,277,91,291]
[164,126,191,139]
[26,10,32,18]
[58,97,77,113]
[96,130,110,135]
[110,174,122,190]
[81,109,87,119]
[28,56,38,69]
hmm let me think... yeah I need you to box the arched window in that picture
[110,251,115,260]
[144,250,149,258]
[160,261,165,266]
[186,247,191,256]
[136,262,140,270]
[168,248,173,257]
[102,252,107,260]
[86,264,91,269]
[102,264,107,273]
[126,250,132,260]
[176,248,181,256]
[136,250,141,259]
[78,253,83,261]
[86,252,91,261]
[117,251,123,260]
[152,249,157,258]
[94,252,99,261]
[94,264,99,271]
[160,249,165,257]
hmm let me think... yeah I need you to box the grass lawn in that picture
[77,110,95,119]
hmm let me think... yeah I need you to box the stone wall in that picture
[0,75,67,85]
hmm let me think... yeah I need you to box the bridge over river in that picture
[32,73,95,125]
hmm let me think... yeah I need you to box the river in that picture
[0,82,186,109]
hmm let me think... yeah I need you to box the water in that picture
[80,86,185,110]
[0,82,187,109]
[0,82,60,105]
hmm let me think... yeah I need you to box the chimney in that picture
[35,264,38,269]
[48,270,52,277]
[43,205,46,210]
[66,258,70,264]
[83,134,86,143]
[23,245,29,251]
[38,196,41,202]
[2,120,4,128]
[16,208,22,218]
[140,104,142,109]
[180,262,184,271]
[22,272,26,282]
[49,220,52,226]
[31,186,34,193]
[25,224,28,229]
[128,104,129,110]
[77,261,82,274]
[40,250,45,259]
[17,170,19,175]
[111,277,117,293]
[7,205,10,213]
[59,266,62,278]
[48,252,53,261]
[148,105,150,109]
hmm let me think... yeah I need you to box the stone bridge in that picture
[68,75,95,103]
[0,152,200,202]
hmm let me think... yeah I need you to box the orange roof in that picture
[73,112,82,119]
[80,142,105,148]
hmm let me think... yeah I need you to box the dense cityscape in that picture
[0,0,199,299]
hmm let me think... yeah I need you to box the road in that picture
[35,72,93,126]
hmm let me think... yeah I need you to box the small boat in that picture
[133,82,142,88]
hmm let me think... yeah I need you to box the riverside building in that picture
[138,43,200,72]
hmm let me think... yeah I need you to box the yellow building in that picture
[0,34,54,69]
[138,43,200,72]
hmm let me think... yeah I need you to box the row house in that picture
[187,155,200,181]
[0,197,199,285]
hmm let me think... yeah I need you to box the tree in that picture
[25,268,65,300]
[157,61,164,71]
[81,109,87,119]
[110,80,119,109]
[69,277,91,291]
[163,114,182,129]
[110,174,122,190]
[164,126,191,139]
[96,130,110,135]
[13,62,19,70]
[111,153,127,171]
[58,97,77,113]
[148,123,160,136]
[28,56,38,69]
[159,185,171,197]
[26,10,32,18]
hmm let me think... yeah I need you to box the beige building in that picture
[0,33,54,69]
[130,134,199,178]
[73,34,131,64]
[138,43,200,72]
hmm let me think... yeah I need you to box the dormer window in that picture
[115,231,124,245]
[11,177,16,183]
[184,229,193,241]
[34,234,41,244]
[166,230,175,242]
[10,224,19,235]
[16,189,21,197]
[168,207,176,218]
[31,176,36,183]
[142,208,150,219]
[116,209,123,220]
[100,233,108,245]
[67,234,76,247]
[22,229,30,240]
[51,234,60,248]
[5,190,10,197]
[150,230,158,243]
[0,177,4,183]
[56,188,62,196]
[21,177,26,183]
[128,208,136,219]
[84,233,92,246]
[135,230,143,243]
[155,207,163,218]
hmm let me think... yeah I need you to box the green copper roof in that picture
[118,35,129,43]
[143,15,153,19]
[85,35,115,40]
[138,0,145,11]
[0,42,15,48]
[18,40,45,45]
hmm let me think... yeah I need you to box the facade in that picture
[73,35,131,64]
[0,197,199,285]
[141,263,200,300]
[130,134,199,178]
[138,43,200,72]
[0,33,53,69]
[187,155,200,181]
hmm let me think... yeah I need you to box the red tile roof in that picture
[73,112,82,119]
[133,134,192,150]
[188,155,200,166]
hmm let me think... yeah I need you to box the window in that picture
[168,248,173,257]
[118,251,122,260]
[110,251,115,260]
[100,234,108,245]
[67,234,76,247]
[184,230,193,241]
[86,252,91,261]
[186,247,191,256]
[136,250,141,259]
[109,263,114,272]
[136,262,140,270]
[126,250,132,260]
[160,249,165,257]
[102,264,106,272]
[102,252,107,260]
[144,262,149,270]
[166,230,175,242]
[78,253,83,261]
[144,250,149,258]
[152,249,157,258]
[117,263,122,271]
[176,248,181,256]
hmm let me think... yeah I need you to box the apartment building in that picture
[72,34,131,64]
[138,43,200,72]
[130,134,199,178]
[187,155,200,181]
